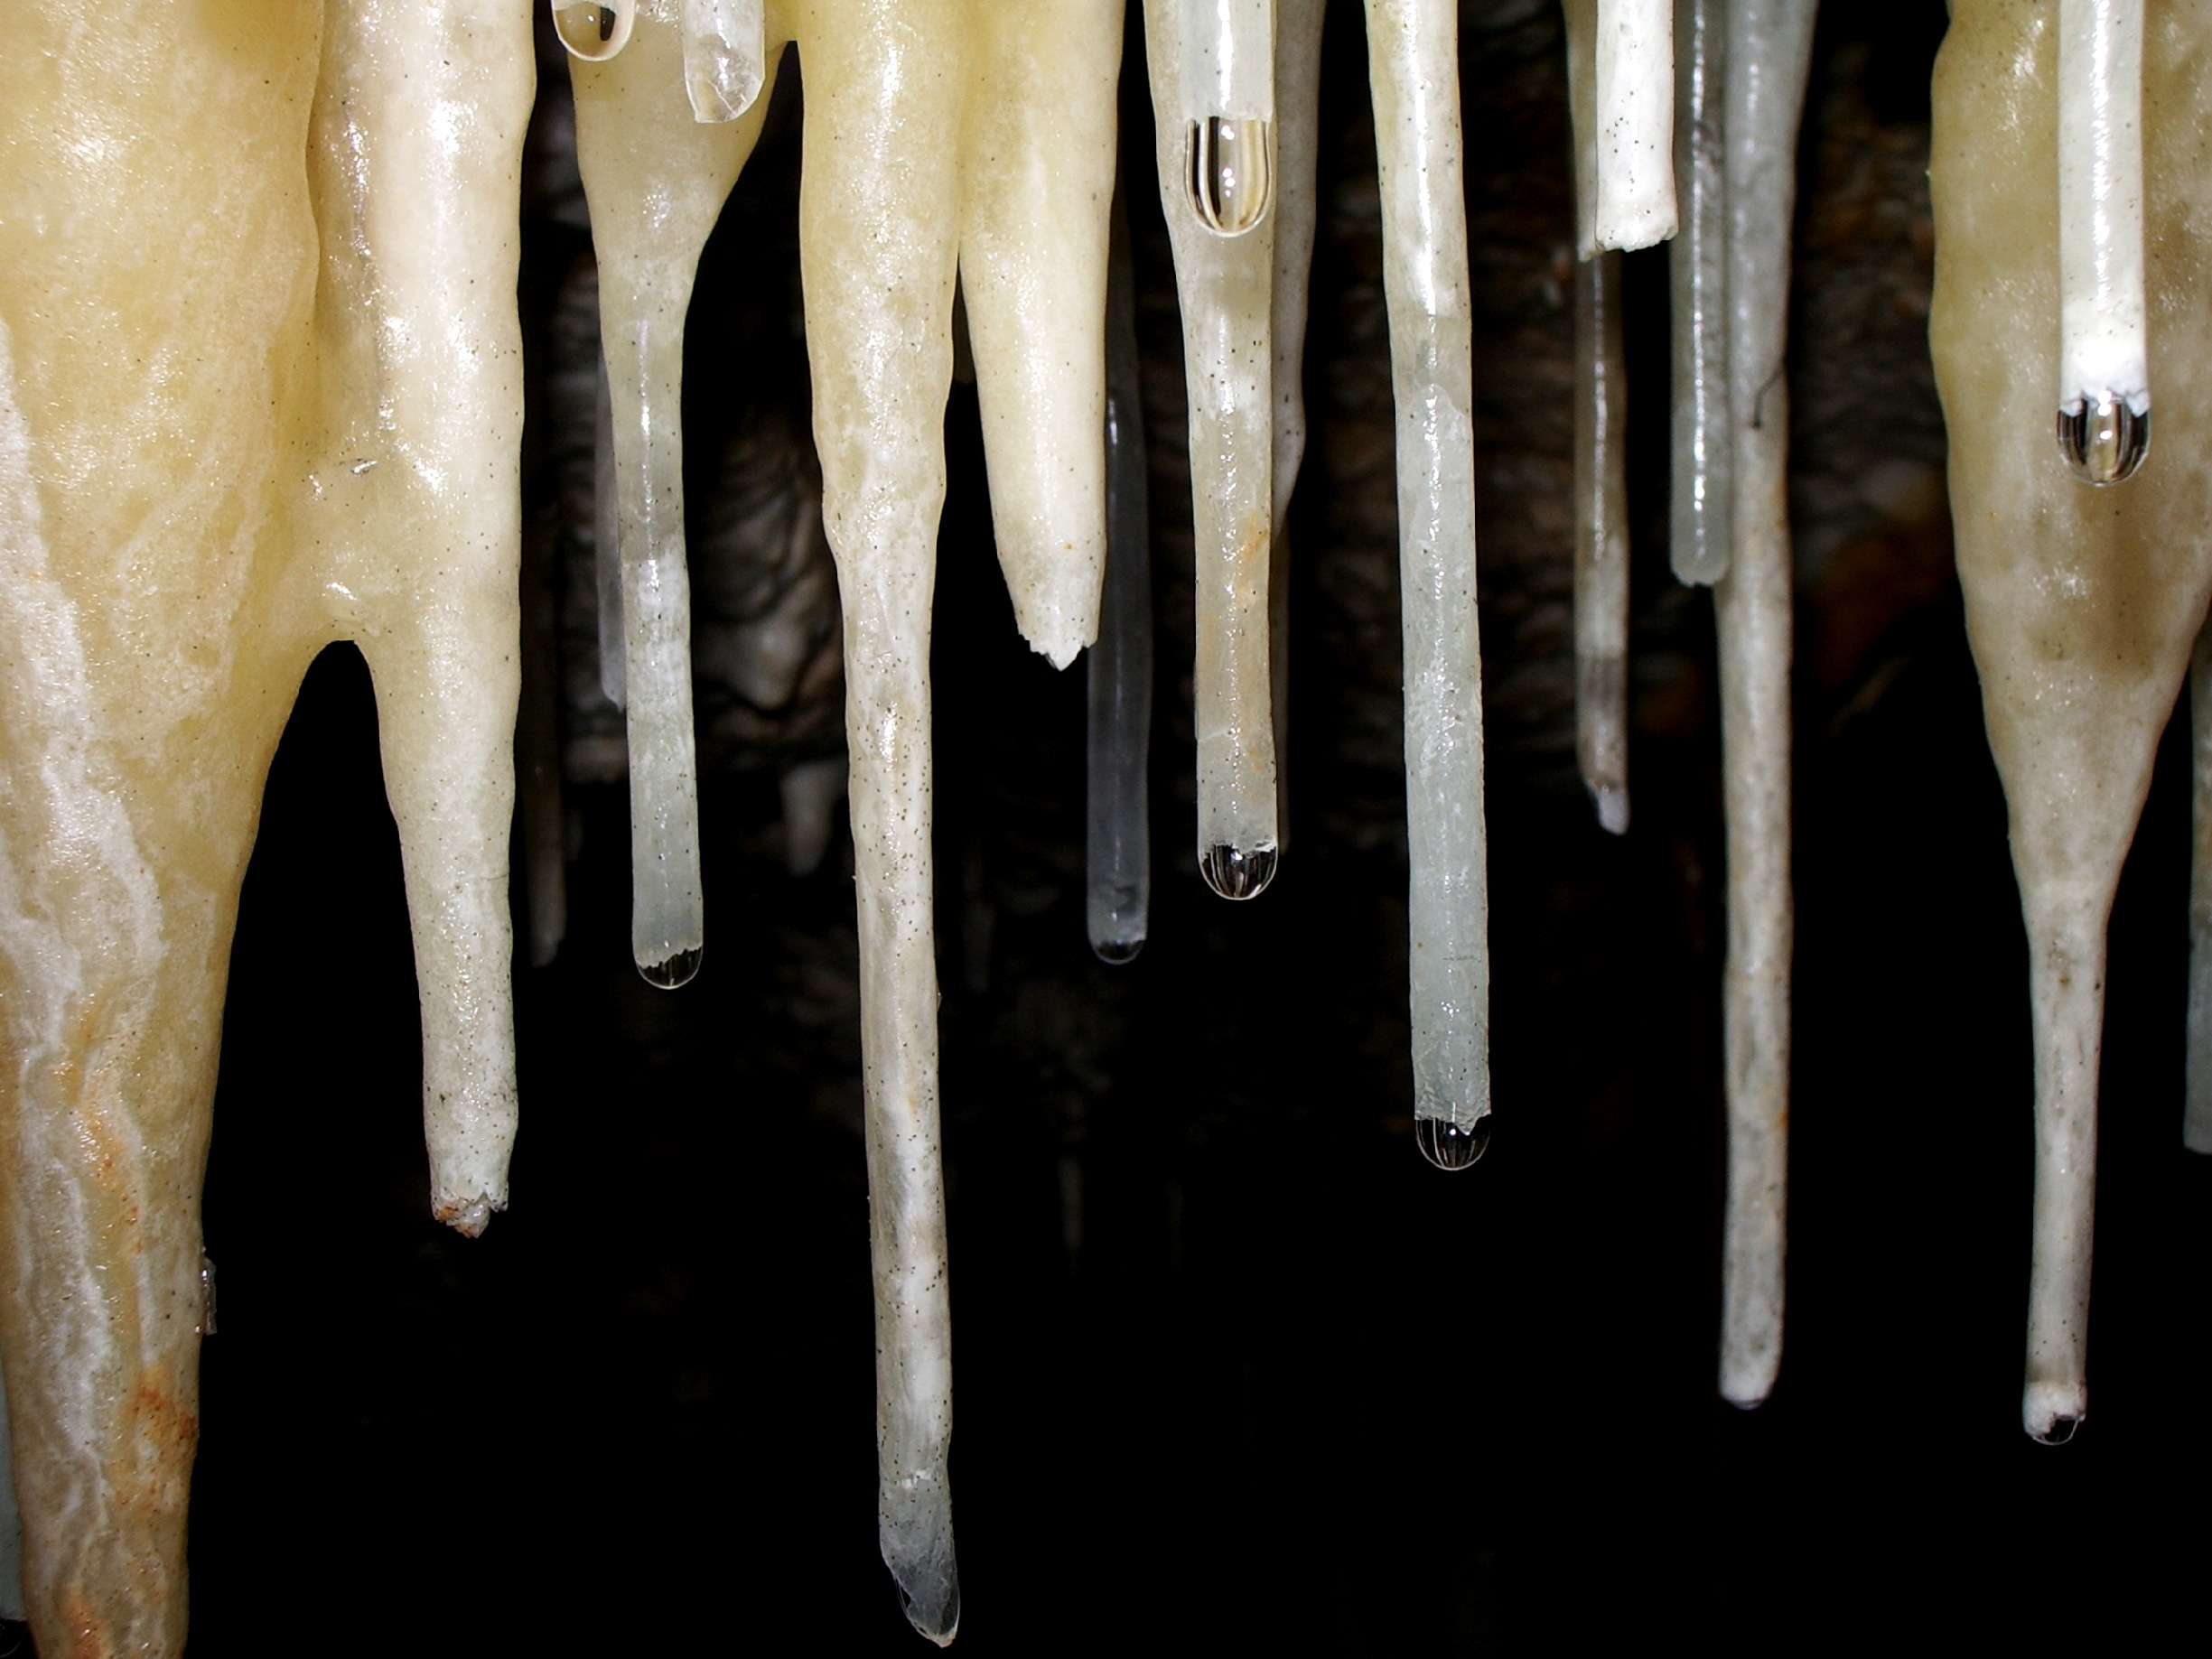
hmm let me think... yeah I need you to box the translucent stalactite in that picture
[1088,202,1155,965]
[1367,0,1492,1160]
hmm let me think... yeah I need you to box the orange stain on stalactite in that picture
[60,1589,107,1659]
[129,1375,198,1459]
[1235,508,1269,598]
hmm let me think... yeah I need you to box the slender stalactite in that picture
[1669,0,1731,584]
[520,506,571,966]
[1149,0,1283,899]
[1573,249,1632,834]
[1088,201,1156,965]
[571,15,778,988]
[1713,0,1814,1411]
[593,351,627,709]
[1365,0,1491,1168]
[2189,619,2212,1154]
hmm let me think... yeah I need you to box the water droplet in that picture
[639,946,701,990]
[1200,842,1277,899]
[2030,1413,2081,1447]
[1092,936,1144,965]
[1416,1114,1490,1170]
[2057,397,2149,485]
[1184,117,1274,236]
[551,0,633,61]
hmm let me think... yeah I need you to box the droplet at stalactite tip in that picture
[2056,395,2149,484]
[639,945,702,990]
[1186,116,1276,235]
[553,0,634,62]
[1200,841,1278,899]
[1415,1114,1491,1171]
[1178,0,1278,235]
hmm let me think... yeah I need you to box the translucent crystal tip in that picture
[638,946,703,990]
[1593,785,1629,836]
[1415,1114,1491,1170]
[2030,1414,2081,1447]
[895,1568,960,1647]
[1199,843,1277,900]
[1091,935,1145,965]
[2057,397,2149,485]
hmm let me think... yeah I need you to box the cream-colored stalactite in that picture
[571,10,780,986]
[958,0,1120,669]
[0,3,534,1652]
[575,0,1117,1636]
[1589,0,1676,255]
[1932,0,2212,1442]
[1147,0,1284,899]
[1365,0,1491,1168]
[802,0,1116,1635]
[1714,0,1813,1411]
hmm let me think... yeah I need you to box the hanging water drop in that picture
[1415,1114,1491,1170]
[1199,841,1277,899]
[2057,396,2149,484]
[2030,1413,2082,1447]
[1176,0,1275,235]
[1186,116,1275,235]
[552,0,633,62]
[639,946,702,990]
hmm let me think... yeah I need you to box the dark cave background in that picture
[150,3,2212,1653]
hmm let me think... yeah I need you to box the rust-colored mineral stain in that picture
[129,1375,199,1459]
[61,1589,107,1659]
[1235,509,1269,592]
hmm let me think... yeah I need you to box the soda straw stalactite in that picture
[1713,0,1814,1410]
[1087,202,1154,965]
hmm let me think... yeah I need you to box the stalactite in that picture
[1931,0,2212,1444]
[1712,0,1814,1414]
